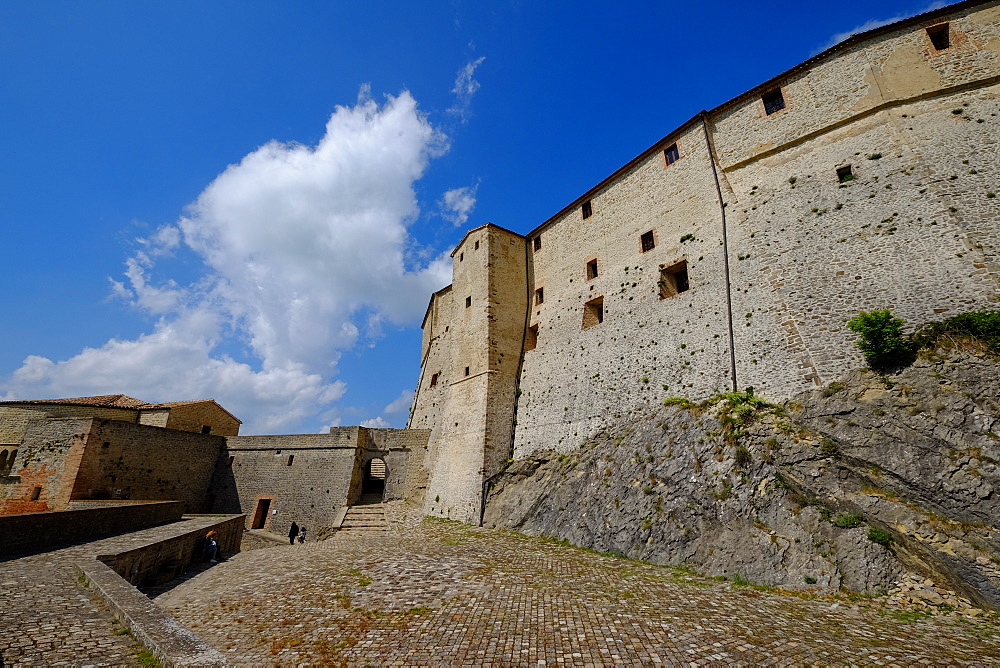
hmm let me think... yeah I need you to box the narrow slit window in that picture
[474,240,480,250]
[659,260,690,299]
[429,372,439,388]
[464,366,470,377]
[640,230,656,253]
[762,89,785,115]
[582,200,593,219]
[586,259,599,280]
[459,252,464,261]
[31,486,42,501]
[837,165,854,183]
[927,23,950,50]
[525,324,539,351]
[533,236,542,251]
[535,287,544,305]
[664,143,680,165]
[466,296,472,308]
[287,455,294,466]
[582,296,604,329]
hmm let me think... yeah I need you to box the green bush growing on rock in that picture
[832,512,864,528]
[847,309,913,371]
[868,526,893,546]
[819,439,839,457]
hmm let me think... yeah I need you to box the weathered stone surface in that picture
[484,346,1000,609]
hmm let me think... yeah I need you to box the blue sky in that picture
[0,0,947,433]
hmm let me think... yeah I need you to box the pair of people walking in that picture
[288,521,307,544]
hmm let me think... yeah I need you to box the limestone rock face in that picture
[484,347,1000,609]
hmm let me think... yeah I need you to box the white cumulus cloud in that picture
[360,416,390,428]
[440,184,478,226]
[3,88,453,434]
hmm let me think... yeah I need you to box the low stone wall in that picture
[75,559,226,668]
[97,514,245,586]
[0,500,183,555]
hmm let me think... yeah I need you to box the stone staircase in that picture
[339,496,389,534]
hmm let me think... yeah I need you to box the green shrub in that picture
[804,575,818,585]
[819,439,839,457]
[832,512,864,528]
[846,310,913,370]
[868,526,893,546]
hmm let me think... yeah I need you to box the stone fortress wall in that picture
[209,427,429,535]
[409,0,1000,523]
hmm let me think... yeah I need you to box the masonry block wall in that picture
[69,419,224,512]
[212,430,362,535]
[0,418,92,514]
[410,0,1000,520]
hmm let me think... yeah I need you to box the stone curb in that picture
[75,559,227,668]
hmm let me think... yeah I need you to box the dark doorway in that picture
[361,458,387,502]
[251,498,271,529]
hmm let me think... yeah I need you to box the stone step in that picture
[340,503,389,532]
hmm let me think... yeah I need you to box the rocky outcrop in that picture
[484,346,1000,610]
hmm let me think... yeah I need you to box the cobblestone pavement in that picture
[156,511,1000,667]
[0,517,227,667]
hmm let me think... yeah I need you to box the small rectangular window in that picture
[837,165,854,183]
[525,324,539,351]
[287,454,294,466]
[927,23,950,50]
[640,231,656,253]
[582,296,604,329]
[582,200,592,219]
[586,259,599,280]
[474,240,480,250]
[466,296,472,308]
[201,425,212,434]
[762,89,785,115]
[664,143,680,165]
[31,486,42,501]
[535,287,544,305]
[533,236,542,251]
[429,372,439,388]
[464,366,470,377]
[659,260,690,299]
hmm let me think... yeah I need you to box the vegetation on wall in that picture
[847,310,1000,372]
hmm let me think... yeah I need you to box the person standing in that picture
[288,521,299,545]
[297,526,307,544]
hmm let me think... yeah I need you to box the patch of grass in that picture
[804,575,818,585]
[135,649,162,668]
[821,382,846,397]
[888,609,932,622]
[732,573,750,587]
[662,396,697,409]
[819,439,839,457]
